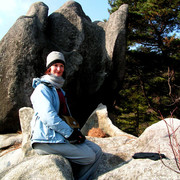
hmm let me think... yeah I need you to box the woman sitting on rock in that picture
[30,51,102,180]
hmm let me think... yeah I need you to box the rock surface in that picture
[0,2,49,133]
[81,103,136,139]
[0,154,73,180]
[0,105,179,179]
[0,133,22,149]
[0,1,128,133]
[97,159,180,180]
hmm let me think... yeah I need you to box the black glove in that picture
[66,129,86,144]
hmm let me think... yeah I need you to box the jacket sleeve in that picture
[30,84,73,138]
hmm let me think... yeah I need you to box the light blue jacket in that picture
[30,78,73,145]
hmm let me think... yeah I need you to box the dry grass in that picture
[88,128,109,138]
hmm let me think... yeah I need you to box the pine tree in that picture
[108,0,180,136]
[108,0,180,55]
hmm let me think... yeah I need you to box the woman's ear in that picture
[45,67,51,75]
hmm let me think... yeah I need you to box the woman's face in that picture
[50,63,64,77]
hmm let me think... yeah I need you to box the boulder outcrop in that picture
[0,2,49,133]
[0,105,179,179]
[0,154,73,180]
[0,1,128,133]
[97,158,180,180]
[81,103,136,139]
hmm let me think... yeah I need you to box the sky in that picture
[0,0,111,40]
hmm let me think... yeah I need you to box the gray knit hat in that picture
[46,51,65,69]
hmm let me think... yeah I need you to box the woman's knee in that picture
[84,146,102,164]
[83,151,96,164]
[96,146,103,158]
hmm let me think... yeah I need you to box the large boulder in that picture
[81,103,136,139]
[0,2,49,133]
[97,159,180,180]
[132,118,180,159]
[0,1,128,133]
[0,154,73,180]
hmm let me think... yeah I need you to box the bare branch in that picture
[159,116,180,173]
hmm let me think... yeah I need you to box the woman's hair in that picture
[45,67,51,75]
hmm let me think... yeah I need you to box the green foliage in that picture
[107,0,180,136]
[108,0,180,136]
[108,0,180,55]
[112,51,180,136]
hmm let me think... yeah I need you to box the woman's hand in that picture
[66,129,86,144]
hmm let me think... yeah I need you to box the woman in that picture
[30,51,102,180]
